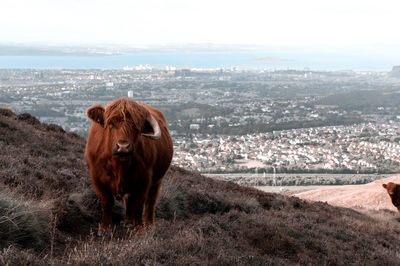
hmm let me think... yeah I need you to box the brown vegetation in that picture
[1,108,400,265]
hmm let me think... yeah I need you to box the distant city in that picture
[1,66,400,174]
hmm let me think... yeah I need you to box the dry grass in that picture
[0,190,51,250]
[1,108,400,265]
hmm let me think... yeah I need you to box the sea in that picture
[0,51,399,71]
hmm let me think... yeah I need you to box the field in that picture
[255,185,342,194]
[294,175,400,212]
[206,173,393,187]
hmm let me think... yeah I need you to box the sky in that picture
[1,0,400,48]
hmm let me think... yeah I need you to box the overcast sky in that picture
[1,0,400,48]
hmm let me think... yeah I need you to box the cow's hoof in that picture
[121,221,134,228]
[97,226,113,239]
[97,230,113,239]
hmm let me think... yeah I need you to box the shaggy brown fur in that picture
[104,98,148,131]
[382,182,400,211]
[85,98,173,232]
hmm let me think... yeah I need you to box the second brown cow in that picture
[382,182,400,211]
[85,98,173,233]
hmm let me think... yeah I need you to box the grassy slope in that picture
[1,108,400,265]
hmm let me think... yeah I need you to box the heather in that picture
[1,108,400,265]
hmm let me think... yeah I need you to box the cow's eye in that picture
[109,124,114,129]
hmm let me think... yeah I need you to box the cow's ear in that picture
[382,183,387,189]
[87,105,105,125]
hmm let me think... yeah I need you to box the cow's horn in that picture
[142,114,161,140]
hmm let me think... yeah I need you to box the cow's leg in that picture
[123,172,152,229]
[93,182,114,233]
[144,181,162,226]
[124,194,146,228]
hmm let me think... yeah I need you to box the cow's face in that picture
[382,182,400,207]
[87,99,161,158]
[107,114,138,157]
[87,105,140,157]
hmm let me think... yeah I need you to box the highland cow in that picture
[85,98,173,233]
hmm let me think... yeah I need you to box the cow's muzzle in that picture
[112,140,133,156]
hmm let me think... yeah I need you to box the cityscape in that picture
[1,67,400,174]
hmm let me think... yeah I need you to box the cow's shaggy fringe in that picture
[2,109,400,265]
[104,98,148,131]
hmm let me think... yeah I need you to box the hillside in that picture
[1,108,400,265]
[294,175,400,212]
